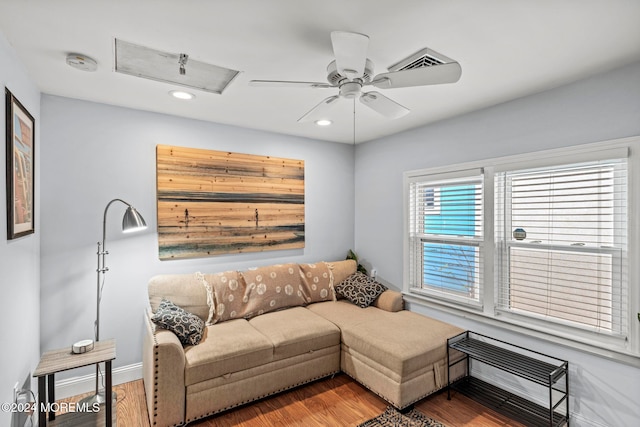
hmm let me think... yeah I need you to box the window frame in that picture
[403,137,640,364]
[495,158,628,337]
[407,170,484,308]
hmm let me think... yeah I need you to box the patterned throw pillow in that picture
[151,298,205,346]
[199,270,246,324]
[299,262,336,303]
[334,272,387,308]
[239,264,307,318]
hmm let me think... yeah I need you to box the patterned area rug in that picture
[358,407,447,427]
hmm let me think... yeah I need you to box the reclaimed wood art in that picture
[156,145,305,260]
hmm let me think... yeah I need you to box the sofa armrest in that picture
[143,310,186,427]
[372,290,404,312]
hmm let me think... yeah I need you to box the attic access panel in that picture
[114,39,239,94]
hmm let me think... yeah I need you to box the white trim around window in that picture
[403,137,640,366]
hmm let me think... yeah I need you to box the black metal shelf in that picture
[447,331,569,427]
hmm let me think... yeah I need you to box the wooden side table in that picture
[33,339,116,426]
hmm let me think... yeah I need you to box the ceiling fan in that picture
[249,31,462,123]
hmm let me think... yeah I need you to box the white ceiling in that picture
[1,0,639,144]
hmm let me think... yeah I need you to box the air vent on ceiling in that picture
[388,47,456,72]
[114,39,239,94]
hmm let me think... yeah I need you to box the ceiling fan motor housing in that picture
[326,59,374,86]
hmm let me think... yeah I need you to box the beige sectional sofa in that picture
[143,260,465,427]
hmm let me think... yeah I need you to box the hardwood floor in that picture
[56,374,525,426]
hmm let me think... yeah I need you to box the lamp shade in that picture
[122,206,147,233]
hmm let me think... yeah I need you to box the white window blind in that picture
[495,157,628,336]
[409,173,484,306]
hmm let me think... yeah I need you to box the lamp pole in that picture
[81,198,146,406]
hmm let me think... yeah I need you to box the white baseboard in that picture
[54,362,143,400]
[568,412,610,427]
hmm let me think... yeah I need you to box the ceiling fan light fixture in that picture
[339,81,362,99]
[169,90,195,100]
[315,119,332,126]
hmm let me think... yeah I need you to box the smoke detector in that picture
[66,53,98,72]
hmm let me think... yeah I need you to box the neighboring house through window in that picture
[408,170,483,307]
[404,139,638,362]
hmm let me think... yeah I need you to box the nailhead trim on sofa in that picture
[152,329,182,427]
[184,371,339,424]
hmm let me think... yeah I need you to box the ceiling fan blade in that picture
[298,95,340,123]
[359,91,410,119]
[331,31,369,79]
[249,80,333,89]
[371,62,462,89]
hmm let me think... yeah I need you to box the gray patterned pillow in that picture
[335,272,387,308]
[151,298,205,346]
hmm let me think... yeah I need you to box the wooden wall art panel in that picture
[156,145,305,260]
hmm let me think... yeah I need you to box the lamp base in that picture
[78,389,117,406]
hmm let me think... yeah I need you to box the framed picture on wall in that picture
[5,88,35,240]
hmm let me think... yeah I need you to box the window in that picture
[495,158,628,337]
[408,170,483,306]
[404,141,637,359]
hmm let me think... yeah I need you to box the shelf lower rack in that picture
[451,376,568,427]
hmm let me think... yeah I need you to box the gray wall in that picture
[39,95,355,376]
[354,61,640,426]
[0,32,41,426]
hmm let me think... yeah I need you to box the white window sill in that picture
[403,290,640,368]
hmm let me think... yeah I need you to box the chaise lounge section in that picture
[143,260,465,426]
[308,300,465,409]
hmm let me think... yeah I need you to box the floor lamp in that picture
[80,198,147,406]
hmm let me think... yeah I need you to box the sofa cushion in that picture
[299,262,335,303]
[149,274,210,322]
[334,272,387,308]
[184,319,274,386]
[249,307,341,361]
[151,298,205,346]
[374,290,404,312]
[327,259,357,284]
[340,310,464,377]
[307,300,385,329]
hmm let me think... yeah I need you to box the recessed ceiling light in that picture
[315,119,332,126]
[169,90,195,100]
